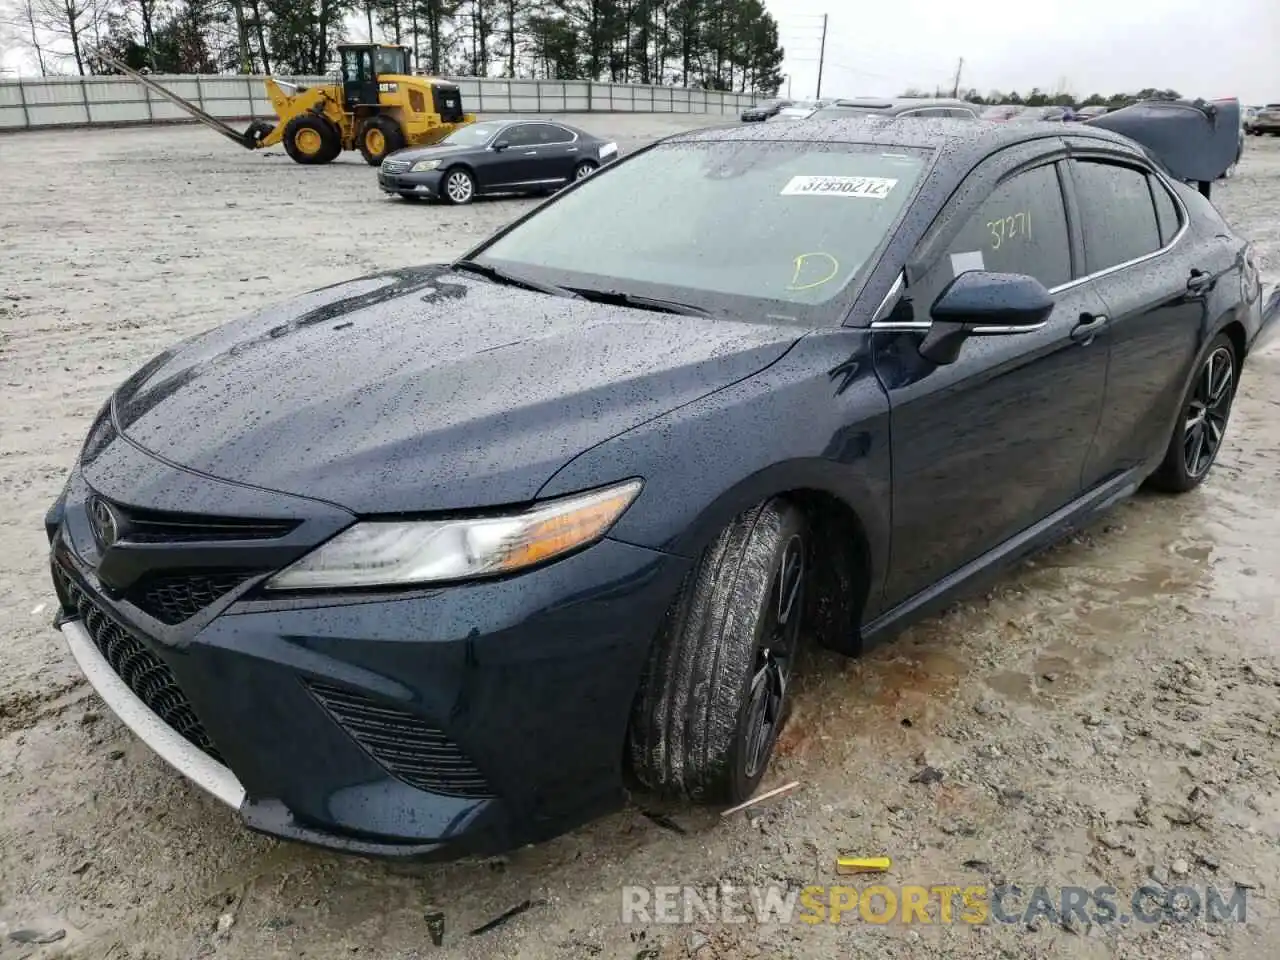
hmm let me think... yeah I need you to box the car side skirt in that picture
[862,464,1148,646]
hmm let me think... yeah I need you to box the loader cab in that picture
[338,44,411,108]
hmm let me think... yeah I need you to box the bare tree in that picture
[35,0,105,74]
[0,0,52,74]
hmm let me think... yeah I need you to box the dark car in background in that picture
[741,98,792,122]
[811,97,980,120]
[48,106,1272,862]
[378,118,617,204]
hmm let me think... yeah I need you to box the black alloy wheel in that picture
[1184,344,1235,478]
[1149,332,1239,492]
[739,532,804,783]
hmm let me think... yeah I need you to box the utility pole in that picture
[950,56,964,99]
[815,14,828,99]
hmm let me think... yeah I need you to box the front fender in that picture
[537,329,894,621]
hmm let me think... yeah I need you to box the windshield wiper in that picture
[452,259,579,299]
[563,286,711,317]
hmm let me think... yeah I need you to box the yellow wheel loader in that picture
[92,44,476,166]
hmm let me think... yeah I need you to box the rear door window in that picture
[503,124,537,147]
[906,162,1072,320]
[1070,160,1162,273]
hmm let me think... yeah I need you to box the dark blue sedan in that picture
[378,118,618,204]
[47,100,1276,860]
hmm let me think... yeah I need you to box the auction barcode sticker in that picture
[781,175,898,199]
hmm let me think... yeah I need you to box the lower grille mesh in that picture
[55,563,223,762]
[129,571,254,625]
[307,682,493,799]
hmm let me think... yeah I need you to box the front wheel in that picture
[629,499,808,805]
[440,167,476,205]
[1148,333,1238,493]
[358,116,406,166]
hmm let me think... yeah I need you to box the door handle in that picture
[1070,313,1108,345]
[566,147,578,153]
[523,150,537,155]
[1187,268,1213,293]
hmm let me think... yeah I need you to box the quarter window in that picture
[1070,160,1162,273]
[906,162,1071,321]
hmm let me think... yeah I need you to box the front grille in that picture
[107,503,297,543]
[128,571,255,625]
[434,90,463,123]
[308,681,493,799]
[54,562,222,762]
[382,158,411,174]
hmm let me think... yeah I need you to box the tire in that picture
[243,119,274,145]
[629,499,808,805]
[573,160,598,181]
[440,166,476,205]
[1147,333,1239,493]
[283,115,340,165]
[358,115,406,166]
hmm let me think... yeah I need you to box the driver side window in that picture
[906,162,1072,322]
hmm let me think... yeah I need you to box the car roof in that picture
[825,97,975,112]
[664,116,1143,169]
[483,117,591,135]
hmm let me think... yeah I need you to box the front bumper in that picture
[378,169,444,197]
[49,459,690,859]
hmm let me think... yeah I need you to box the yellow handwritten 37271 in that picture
[987,209,1032,251]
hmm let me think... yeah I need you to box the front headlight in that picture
[264,479,642,591]
[410,158,441,172]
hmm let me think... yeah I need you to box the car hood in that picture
[389,142,483,164]
[112,266,803,514]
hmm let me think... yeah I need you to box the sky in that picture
[2,0,1276,104]
[767,0,1278,104]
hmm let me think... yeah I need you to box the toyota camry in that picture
[48,100,1276,859]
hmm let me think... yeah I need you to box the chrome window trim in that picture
[869,160,1189,333]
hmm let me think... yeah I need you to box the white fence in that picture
[0,74,756,131]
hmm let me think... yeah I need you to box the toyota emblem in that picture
[88,496,120,549]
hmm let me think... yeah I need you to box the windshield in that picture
[440,120,504,146]
[373,47,409,75]
[472,140,930,323]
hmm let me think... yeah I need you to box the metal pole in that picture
[16,77,31,130]
[816,14,827,99]
[951,57,964,99]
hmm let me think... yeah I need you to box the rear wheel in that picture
[441,166,476,205]
[283,115,340,165]
[1148,333,1238,493]
[573,160,598,181]
[358,116,406,166]
[629,499,808,805]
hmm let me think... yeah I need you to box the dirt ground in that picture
[0,118,1278,960]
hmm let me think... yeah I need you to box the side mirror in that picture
[492,139,510,151]
[918,270,1054,365]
